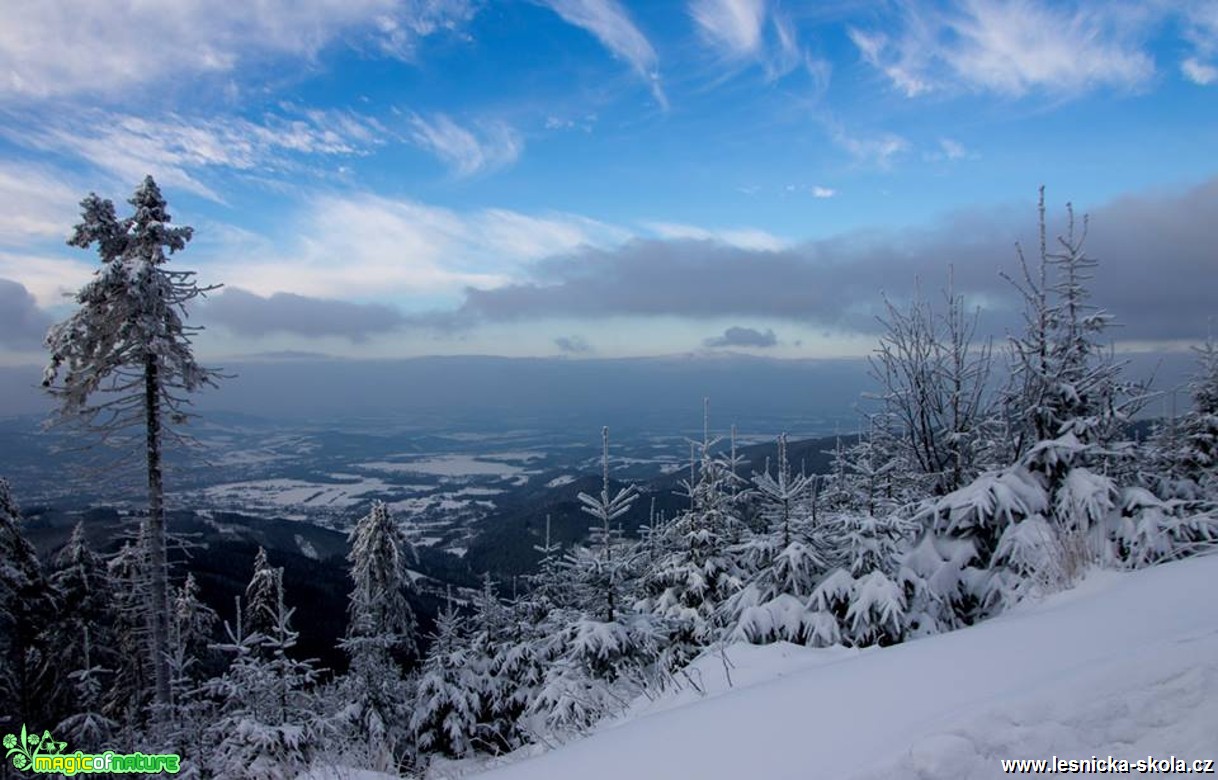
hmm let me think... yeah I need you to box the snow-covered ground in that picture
[469,554,1218,780]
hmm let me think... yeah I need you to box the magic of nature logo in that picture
[4,724,180,775]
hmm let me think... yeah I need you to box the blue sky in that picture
[1,0,1216,364]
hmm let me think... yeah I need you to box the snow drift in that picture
[470,554,1218,780]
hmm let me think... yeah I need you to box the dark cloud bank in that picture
[450,177,1218,344]
[146,177,1218,350]
[203,288,405,342]
[705,327,778,348]
[0,279,53,349]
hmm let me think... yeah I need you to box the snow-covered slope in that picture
[472,555,1218,780]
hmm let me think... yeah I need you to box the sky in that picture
[0,0,1216,365]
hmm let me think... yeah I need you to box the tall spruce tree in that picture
[43,176,220,710]
[338,500,417,773]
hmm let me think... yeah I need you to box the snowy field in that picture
[465,554,1218,780]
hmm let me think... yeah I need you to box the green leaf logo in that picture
[5,724,69,772]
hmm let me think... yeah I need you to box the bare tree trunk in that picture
[144,354,172,709]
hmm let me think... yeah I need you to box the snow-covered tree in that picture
[43,176,221,711]
[410,602,480,759]
[46,523,117,741]
[104,536,153,735]
[723,435,836,646]
[244,547,281,641]
[1156,335,1218,495]
[641,402,747,667]
[912,192,1161,621]
[573,426,639,623]
[0,479,55,734]
[167,573,218,780]
[869,272,996,496]
[206,586,321,780]
[173,572,218,680]
[530,428,659,735]
[335,500,417,773]
[810,510,912,647]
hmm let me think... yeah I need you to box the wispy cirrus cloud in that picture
[408,113,524,177]
[3,108,389,201]
[539,0,667,107]
[850,0,1156,99]
[690,0,805,80]
[1180,2,1218,85]
[0,0,477,101]
[825,121,910,169]
[0,163,83,244]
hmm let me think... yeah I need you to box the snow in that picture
[359,457,525,477]
[293,534,319,560]
[471,553,1218,780]
[546,475,576,488]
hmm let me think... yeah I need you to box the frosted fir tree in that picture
[46,523,117,735]
[409,601,481,760]
[912,192,1158,621]
[43,176,221,711]
[809,510,913,647]
[54,628,119,749]
[466,575,527,754]
[723,434,837,647]
[166,573,219,780]
[244,547,281,642]
[574,426,639,623]
[1155,335,1218,496]
[336,500,418,773]
[531,428,660,735]
[0,479,55,734]
[173,572,218,679]
[1001,190,1147,474]
[104,536,154,735]
[205,586,321,780]
[641,401,747,668]
[1121,336,1218,567]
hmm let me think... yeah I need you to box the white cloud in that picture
[0,164,82,244]
[204,193,628,303]
[922,137,976,163]
[644,222,788,251]
[691,0,804,80]
[811,186,837,199]
[946,0,1154,96]
[3,109,387,202]
[826,122,910,169]
[691,0,766,59]
[408,114,524,177]
[939,138,968,160]
[0,0,477,101]
[847,27,932,97]
[849,0,1156,99]
[1182,56,1218,85]
[539,0,667,107]
[0,250,94,308]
